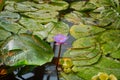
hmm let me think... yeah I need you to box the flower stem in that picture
[56,44,62,68]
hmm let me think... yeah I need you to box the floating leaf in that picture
[1,34,54,66]
[0,19,23,33]
[31,1,69,11]
[64,11,85,24]
[4,1,18,12]
[72,37,97,48]
[19,17,44,31]
[38,21,69,42]
[71,57,120,80]
[100,30,120,43]
[101,40,120,55]
[72,53,101,66]
[23,10,58,19]
[0,11,20,23]
[0,29,11,41]
[60,72,83,80]
[71,1,96,11]
[14,1,38,12]
[70,23,105,39]
[110,50,120,59]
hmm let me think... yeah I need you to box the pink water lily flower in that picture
[53,34,68,45]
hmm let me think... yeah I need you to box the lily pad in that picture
[0,11,20,23]
[71,1,96,11]
[72,37,97,48]
[64,44,101,60]
[38,21,69,42]
[14,2,38,12]
[31,1,69,11]
[64,11,85,24]
[19,17,51,38]
[70,23,105,39]
[110,50,120,59]
[60,72,83,80]
[100,30,120,42]
[1,34,54,66]
[4,1,18,12]
[0,19,23,33]
[0,29,11,41]
[23,10,58,19]
[101,39,120,59]
[19,17,44,31]
[61,56,120,80]
[72,53,101,66]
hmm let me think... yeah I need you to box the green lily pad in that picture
[19,17,52,38]
[60,72,83,80]
[0,29,11,41]
[110,50,120,59]
[70,23,105,39]
[64,11,85,24]
[1,34,54,66]
[14,2,38,12]
[4,1,18,12]
[72,53,101,66]
[19,17,44,31]
[31,1,69,11]
[101,39,120,59]
[64,44,101,60]
[71,1,96,11]
[0,19,23,33]
[0,11,20,23]
[38,21,69,42]
[100,30,120,42]
[61,56,120,80]
[72,37,97,48]
[108,19,120,29]
[23,10,58,19]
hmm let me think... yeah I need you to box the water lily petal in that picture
[53,34,68,44]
